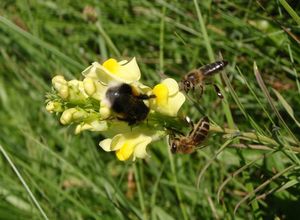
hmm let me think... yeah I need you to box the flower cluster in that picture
[46,58,186,161]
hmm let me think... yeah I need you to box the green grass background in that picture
[1,0,300,219]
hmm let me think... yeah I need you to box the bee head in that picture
[105,83,132,105]
[182,79,194,93]
[170,138,182,154]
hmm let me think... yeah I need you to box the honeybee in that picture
[180,60,228,98]
[105,83,155,125]
[169,116,210,154]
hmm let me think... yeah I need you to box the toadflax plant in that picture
[46,57,186,161]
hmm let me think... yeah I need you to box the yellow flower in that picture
[151,78,186,116]
[82,57,141,84]
[99,133,152,161]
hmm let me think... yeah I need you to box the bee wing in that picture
[190,116,210,143]
[192,83,204,100]
[199,60,228,76]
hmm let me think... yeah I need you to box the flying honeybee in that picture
[169,116,210,154]
[105,83,155,125]
[180,60,228,99]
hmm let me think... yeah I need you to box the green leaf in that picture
[153,206,175,220]
[276,179,299,193]
[273,89,300,127]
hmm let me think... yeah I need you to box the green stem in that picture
[167,139,188,220]
[278,0,300,25]
[96,22,121,57]
[134,163,148,220]
[193,0,235,129]
[0,144,49,220]
[159,6,166,73]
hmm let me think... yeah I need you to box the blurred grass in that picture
[1,0,300,219]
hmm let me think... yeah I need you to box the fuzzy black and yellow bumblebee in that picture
[180,60,228,99]
[169,116,210,154]
[105,83,155,125]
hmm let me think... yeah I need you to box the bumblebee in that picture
[105,83,155,125]
[169,116,210,154]
[180,60,228,98]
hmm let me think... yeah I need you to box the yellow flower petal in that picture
[117,57,141,82]
[99,138,113,152]
[110,134,126,151]
[101,132,153,161]
[150,78,186,116]
[152,83,169,106]
[116,142,135,161]
[102,58,120,74]
[82,58,141,84]
[82,62,112,85]
[161,78,179,96]
[163,92,186,116]
[133,136,152,160]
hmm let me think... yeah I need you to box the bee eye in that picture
[184,80,193,92]
[171,143,177,154]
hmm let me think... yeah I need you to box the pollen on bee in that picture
[131,86,140,96]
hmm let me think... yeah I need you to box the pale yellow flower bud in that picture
[52,75,69,99]
[72,110,87,121]
[75,120,108,134]
[46,101,63,113]
[52,75,67,87]
[59,86,69,99]
[68,80,88,101]
[83,78,96,96]
[75,124,82,134]
[46,101,55,113]
[99,102,111,119]
[60,108,77,125]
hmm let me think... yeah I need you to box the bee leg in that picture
[193,84,203,99]
[184,116,195,135]
[165,126,185,136]
[195,144,208,150]
[213,84,223,99]
[117,116,125,121]
[117,116,136,126]
[199,85,204,98]
[159,71,168,79]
